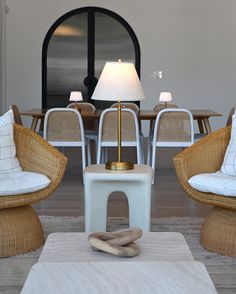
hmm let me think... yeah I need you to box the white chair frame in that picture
[147,108,194,172]
[43,108,90,170]
[96,108,143,164]
[67,102,98,160]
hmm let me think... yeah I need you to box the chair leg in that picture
[81,145,86,170]
[201,206,236,256]
[97,143,101,164]
[87,140,91,166]
[146,138,151,166]
[0,205,44,257]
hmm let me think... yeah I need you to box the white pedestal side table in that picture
[83,164,153,232]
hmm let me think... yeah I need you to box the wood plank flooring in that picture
[33,146,211,218]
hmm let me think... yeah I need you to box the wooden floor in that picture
[33,146,211,218]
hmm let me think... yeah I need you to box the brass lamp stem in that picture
[117,101,122,162]
[105,100,134,171]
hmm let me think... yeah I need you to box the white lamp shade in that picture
[159,92,172,103]
[91,62,146,101]
[69,91,83,102]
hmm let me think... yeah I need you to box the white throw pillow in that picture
[188,171,236,196]
[0,171,51,196]
[221,111,236,176]
[0,109,22,173]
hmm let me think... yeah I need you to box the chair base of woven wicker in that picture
[0,205,44,257]
[200,206,236,256]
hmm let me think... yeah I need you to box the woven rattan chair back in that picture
[44,108,87,170]
[149,108,194,172]
[156,111,193,142]
[11,105,23,126]
[67,102,96,114]
[101,110,137,142]
[111,102,140,114]
[153,103,179,113]
[97,108,141,164]
[44,108,83,142]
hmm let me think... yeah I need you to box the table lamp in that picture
[159,92,172,108]
[69,91,83,107]
[91,61,146,171]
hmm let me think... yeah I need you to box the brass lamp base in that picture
[105,161,134,171]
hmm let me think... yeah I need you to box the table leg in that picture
[197,119,205,134]
[203,118,212,134]
[39,118,44,132]
[31,117,39,131]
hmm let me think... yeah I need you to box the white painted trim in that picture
[0,0,6,114]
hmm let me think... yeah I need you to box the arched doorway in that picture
[42,7,141,109]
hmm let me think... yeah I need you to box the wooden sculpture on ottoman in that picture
[88,228,143,257]
[0,113,67,257]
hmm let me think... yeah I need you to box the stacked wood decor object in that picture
[88,228,143,257]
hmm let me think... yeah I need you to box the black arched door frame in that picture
[42,6,141,108]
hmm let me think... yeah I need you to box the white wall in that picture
[3,0,236,131]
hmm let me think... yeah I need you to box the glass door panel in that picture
[47,14,88,108]
[94,12,136,109]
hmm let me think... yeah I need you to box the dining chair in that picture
[11,104,23,126]
[111,102,140,114]
[96,108,143,164]
[43,108,90,170]
[153,103,179,113]
[67,102,96,113]
[11,104,44,136]
[147,108,194,176]
[67,102,98,160]
[149,103,179,138]
[111,102,144,161]
[195,106,235,141]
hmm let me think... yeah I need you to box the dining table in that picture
[20,108,222,135]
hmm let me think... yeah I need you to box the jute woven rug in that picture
[0,216,236,294]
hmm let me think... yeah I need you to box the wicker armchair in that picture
[173,126,236,256]
[0,124,67,257]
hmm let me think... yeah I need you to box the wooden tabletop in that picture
[21,108,222,120]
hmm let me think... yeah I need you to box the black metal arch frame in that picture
[42,6,141,108]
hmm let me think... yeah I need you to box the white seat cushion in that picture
[0,109,22,173]
[188,171,236,197]
[221,111,236,176]
[0,171,51,196]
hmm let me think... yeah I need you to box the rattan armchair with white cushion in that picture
[173,126,236,256]
[0,124,67,257]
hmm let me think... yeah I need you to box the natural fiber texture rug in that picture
[0,216,236,294]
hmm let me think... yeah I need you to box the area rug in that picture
[0,216,236,294]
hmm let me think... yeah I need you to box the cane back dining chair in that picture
[147,108,194,176]
[153,103,179,113]
[11,104,23,126]
[111,102,140,114]
[194,106,236,141]
[0,124,67,257]
[43,108,90,170]
[96,108,143,164]
[67,102,98,158]
[111,102,144,161]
